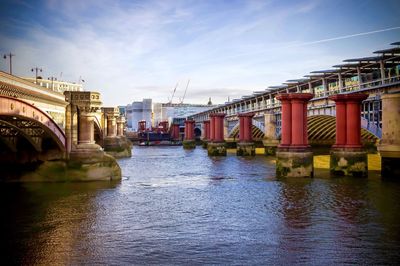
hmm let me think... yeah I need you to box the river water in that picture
[2,146,400,265]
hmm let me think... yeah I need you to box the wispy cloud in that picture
[0,0,399,105]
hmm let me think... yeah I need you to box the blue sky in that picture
[1,0,399,106]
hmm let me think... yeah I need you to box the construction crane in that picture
[168,82,179,104]
[180,79,190,104]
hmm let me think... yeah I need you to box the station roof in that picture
[284,78,309,83]
[268,85,287,90]
[373,47,400,55]
[343,56,384,62]
[310,69,340,74]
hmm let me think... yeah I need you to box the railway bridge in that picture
[188,42,400,178]
[0,71,131,181]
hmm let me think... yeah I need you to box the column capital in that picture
[209,113,226,118]
[65,91,102,115]
[329,93,368,103]
[238,112,255,118]
[117,116,126,124]
[184,119,195,124]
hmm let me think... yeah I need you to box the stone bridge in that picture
[0,71,131,181]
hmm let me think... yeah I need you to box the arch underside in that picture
[307,115,379,144]
[0,115,65,153]
[0,96,66,152]
[229,125,265,140]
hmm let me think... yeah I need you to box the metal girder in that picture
[0,118,42,151]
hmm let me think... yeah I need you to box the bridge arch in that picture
[0,96,66,153]
[307,115,379,144]
[228,120,265,140]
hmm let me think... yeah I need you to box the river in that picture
[2,146,400,265]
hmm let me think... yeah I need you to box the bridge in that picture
[0,71,131,181]
[186,42,400,178]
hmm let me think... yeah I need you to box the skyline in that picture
[1,0,400,106]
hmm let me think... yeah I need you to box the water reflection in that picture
[2,147,400,264]
[1,182,118,265]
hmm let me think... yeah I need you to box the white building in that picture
[23,77,83,93]
[126,99,152,131]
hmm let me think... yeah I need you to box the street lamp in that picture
[31,67,42,84]
[48,76,57,91]
[3,53,15,75]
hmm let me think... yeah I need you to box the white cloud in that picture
[1,0,399,106]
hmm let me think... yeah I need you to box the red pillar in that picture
[346,95,367,148]
[329,94,367,148]
[203,120,210,140]
[171,123,180,140]
[329,97,347,147]
[210,116,215,141]
[238,113,254,142]
[138,120,146,132]
[276,94,292,147]
[184,120,195,141]
[303,103,308,145]
[210,113,225,142]
[239,116,244,142]
[276,93,313,148]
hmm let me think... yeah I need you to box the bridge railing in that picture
[193,72,400,122]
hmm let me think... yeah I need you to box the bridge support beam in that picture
[102,107,132,158]
[329,94,368,177]
[378,93,400,178]
[183,120,196,149]
[116,117,124,136]
[170,123,180,143]
[64,91,121,181]
[237,113,255,156]
[275,93,314,178]
[202,120,210,148]
[263,112,279,155]
[208,113,227,156]
[138,120,146,132]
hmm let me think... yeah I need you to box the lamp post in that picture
[3,53,15,75]
[48,76,57,91]
[31,67,42,84]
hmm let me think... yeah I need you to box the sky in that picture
[0,0,399,106]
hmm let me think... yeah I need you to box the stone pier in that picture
[183,120,196,149]
[329,93,368,177]
[237,113,255,156]
[102,107,132,158]
[263,112,279,155]
[207,113,227,156]
[202,120,210,148]
[276,93,314,178]
[64,92,121,180]
[378,93,400,178]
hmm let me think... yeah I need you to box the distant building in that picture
[124,98,216,131]
[152,102,216,126]
[126,99,152,131]
[23,77,83,93]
